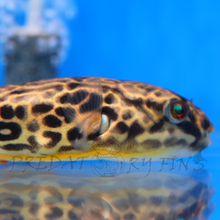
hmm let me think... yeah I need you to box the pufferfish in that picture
[0,171,215,220]
[0,77,214,162]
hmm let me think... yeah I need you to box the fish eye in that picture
[165,100,189,124]
[100,114,110,135]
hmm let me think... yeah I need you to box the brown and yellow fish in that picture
[0,77,214,161]
[0,172,215,220]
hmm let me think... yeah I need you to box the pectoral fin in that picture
[62,78,103,152]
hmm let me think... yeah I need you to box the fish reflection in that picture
[0,172,214,220]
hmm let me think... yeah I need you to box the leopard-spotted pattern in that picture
[0,77,214,161]
[0,173,214,220]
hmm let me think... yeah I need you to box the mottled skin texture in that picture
[0,173,214,220]
[0,77,214,160]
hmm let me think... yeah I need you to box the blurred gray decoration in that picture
[0,0,76,85]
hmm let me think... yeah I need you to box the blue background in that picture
[1,0,220,219]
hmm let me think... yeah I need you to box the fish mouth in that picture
[194,131,212,152]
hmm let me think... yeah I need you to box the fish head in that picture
[88,80,214,158]
[159,91,214,156]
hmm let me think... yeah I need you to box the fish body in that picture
[0,172,215,220]
[0,77,214,161]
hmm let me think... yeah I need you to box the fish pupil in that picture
[174,104,184,115]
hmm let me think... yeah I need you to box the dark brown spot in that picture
[100,136,118,146]
[122,110,133,120]
[44,207,63,219]
[154,91,162,97]
[145,100,165,112]
[114,122,129,134]
[127,121,144,139]
[177,193,188,203]
[60,93,70,104]
[27,120,40,132]
[68,196,85,208]
[155,214,165,220]
[10,89,29,95]
[177,121,201,147]
[189,203,200,216]
[123,98,143,107]
[0,193,24,207]
[164,138,178,147]
[189,183,203,199]
[55,107,76,123]
[1,105,14,119]
[43,131,62,148]
[0,122,21,141]
[67,82,80,90]
[149,119,164,133]
[124,213,137,220]
[54,85,63,91]
[68,211,80,220]
[111,88,121,94]
[67,127,83,142]
[32,103,53,115]
[102,107,118,121]
[27,136,39,150]
[80,93,102,113]
[29,203,39,215]
[143,139,162,149]
[145,87,156,93]
[15,105,26,120]
[58,146,74,152]
[71,90,89,104]
[113,198,129,212]
[29,189,39,200]
[177,139,187,146]
[0,209,18,214]
[104,94,115,104]
[137,84,145,89]
[188,112,196,123]
[43,115,62,128]
[87,130,100,140]
[2,144,33,152]
[129,194,147,210]
[102,86,109,93]
[166,194,178,205]
[150,196,163,205]
[201,117,211,131]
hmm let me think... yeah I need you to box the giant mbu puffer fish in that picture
[0,77,214,161]
[0,172,215,220]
